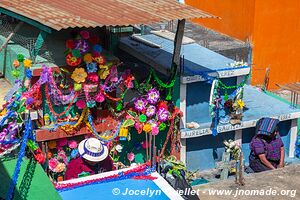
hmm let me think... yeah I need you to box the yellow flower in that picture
[0,108,7,116]
[23,59,32,68]
[143,124,152,133]
[98,65,110,79]
[236,99,245,109]
[71,68,88,83]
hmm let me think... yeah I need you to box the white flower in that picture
[224,141,230,146]
[115,144,123,153]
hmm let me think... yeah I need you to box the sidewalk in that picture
[194,164,300,200]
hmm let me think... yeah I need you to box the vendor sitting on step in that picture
[64,138,115,180]
[249,118,285,172]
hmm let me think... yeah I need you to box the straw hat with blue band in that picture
[255,117,280,136]
[78,138,108,162]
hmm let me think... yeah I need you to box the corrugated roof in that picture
[0,0,215,31]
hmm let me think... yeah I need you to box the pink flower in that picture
[53,163,66,173]
[49,158,59,171]
[134,98,147,112]
[152,127,159,135]
[146,105,156,117]
[68,140,78,149]
[127,152,135,162]
[157,108,169,122]
[95,92,105,102]
[57,138,68,147]
[76,99,86,109]
[57,150,68,164]
[141,141,150,149]
[87,73,99,83]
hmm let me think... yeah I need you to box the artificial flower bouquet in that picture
[47,138,79,182]
[223,139,241,161]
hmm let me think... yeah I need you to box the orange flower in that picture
[71,68,87,83]
[48,140,57,149]
[84,53,93,63]
[57,176,64,182]
[47,151,53,159]
[13,60,20,68]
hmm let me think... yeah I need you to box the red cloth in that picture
[64,156,115,180]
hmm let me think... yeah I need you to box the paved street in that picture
[194,164,300,200]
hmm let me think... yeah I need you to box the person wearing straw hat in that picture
[249,118,285,172]
[64,138,114,180]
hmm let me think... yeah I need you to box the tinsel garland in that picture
[45,84,78,118]
[159,108,182,158]
[0,143,20,158]
[59,108,88,134]
[6,119,32,200]
[86,114,122,142]
[55,164,156,191]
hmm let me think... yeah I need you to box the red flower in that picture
[157,101,168,110]
[66,39,75,49]
[87,73,99,83]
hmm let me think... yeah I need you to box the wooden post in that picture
[0,22,23,53]
[171,19,185,74]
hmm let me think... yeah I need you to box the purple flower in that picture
[146,105,156,117]
[25,97,34,106]
[75,39,89,54]
[134,98,147,112]
[157,108,169,122]
[146,88,160,105]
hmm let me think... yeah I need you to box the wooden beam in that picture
[171,19,185,73]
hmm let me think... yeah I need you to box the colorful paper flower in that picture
[49,158,59,171]
[25,69,32,79]
[122,70,135,89]
[17,54,24,62]
[98,65,110,79]
[25,97,34,106]
[127,152,135,162]
[66,53,82,67]
[143,124,152,133]
[53,163,66,173]
[12,69,20,78]
[146,105,156,117]
[152,126,159,135]
[23,59,32,68]
[87,72,99,83]
[75,39,89,54]
[13,60,20,68]
[159,123,167,131]
[116,144,123,153]
[89,35,100,44]
[157,108,169,122]
[134,98,147,112]
[134,122,143,134]
[72,49,81,58]
[93,44,103,53]
[84,53,93,64]
[48,140,57,149]
[139,114,147,123]
[80,30,90,39]
[95,92,105,102]
[71,149,79,159]
[57,138,68,147]
[93,54,106,65]
[76,99,86,109]
[68,140,78,149]
[74,82,82,91]
[57,150,68,164]
[71,68,87,83]
[87,100,96,108]
[66,39,75,49]
[157,101,168,110]
[146,88,160,104]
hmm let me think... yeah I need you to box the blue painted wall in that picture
[186,131,235,171]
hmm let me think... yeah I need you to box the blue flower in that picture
[71,149,79,159]
[25,69,32,79]
[93,45,103,53]
[86,62,97,73]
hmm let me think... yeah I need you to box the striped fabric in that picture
[256,118,279,136]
